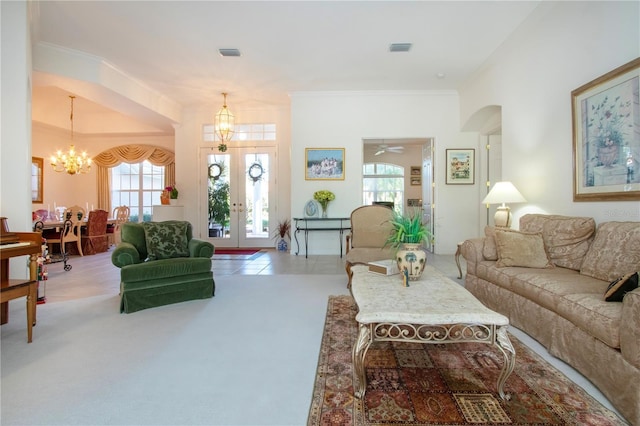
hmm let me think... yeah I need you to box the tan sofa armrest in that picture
[621,287,640,370]
[460,238,484,276]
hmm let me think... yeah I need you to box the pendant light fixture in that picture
[50,95,92,175]
[214,92,235,152]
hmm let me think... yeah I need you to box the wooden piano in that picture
[1,217,41,343]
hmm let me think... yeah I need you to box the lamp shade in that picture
[482,181,526,205]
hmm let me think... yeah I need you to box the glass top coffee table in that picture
[350,264,515,400]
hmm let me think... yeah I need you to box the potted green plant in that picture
[208,181,230,237]
[385,209,432,280]
[272,218,291,252]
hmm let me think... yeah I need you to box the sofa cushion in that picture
[494,229,554,268]
[520,214,595,270]
[580,221,640,282]
[121,257,212,283]
[605,272,639,302]
[556,293,622,349]
[142,221,190,261]
[482,226,498,261]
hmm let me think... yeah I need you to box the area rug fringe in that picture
[307,295,628,426]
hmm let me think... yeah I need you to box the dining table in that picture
[35,218,116,230]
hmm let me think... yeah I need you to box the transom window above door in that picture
[203,123,276,142]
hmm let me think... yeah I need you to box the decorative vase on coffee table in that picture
[396,243,427,280]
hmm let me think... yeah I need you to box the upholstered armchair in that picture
[344,205,395,288]
[81,209,109,255]
[111,221,215,313]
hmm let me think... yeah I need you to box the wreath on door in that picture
[208,163,224,181]
[248,162,264,183]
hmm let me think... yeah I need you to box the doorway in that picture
[362,138,435,251]
[201,146,276,248]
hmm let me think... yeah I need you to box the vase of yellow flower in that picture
[313,190,335,218]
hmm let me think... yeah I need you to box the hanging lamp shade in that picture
[215,93,235,143]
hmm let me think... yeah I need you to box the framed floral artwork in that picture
[445,149,474,184]
[572,58,640,201]
[305,148,345,180]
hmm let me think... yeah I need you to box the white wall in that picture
[291,91,477,255]
[459,1,640,231]
[1,2,32,278]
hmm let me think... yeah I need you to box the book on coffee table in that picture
[368,259,399,275]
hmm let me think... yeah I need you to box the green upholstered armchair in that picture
[111,221,215,313]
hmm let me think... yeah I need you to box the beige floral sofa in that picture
[460,214,640,424]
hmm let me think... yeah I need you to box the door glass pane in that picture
[207,154,230,238]
[245,153,269,239]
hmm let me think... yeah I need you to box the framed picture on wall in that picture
[572,57,640,201]
[446,149,474,185]
[305,148,345,180]
[31,157,43,203]
[410,166,421,185]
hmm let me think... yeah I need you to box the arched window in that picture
[93,145,175,222]
[363,163,404,214]
[111,160,165,222]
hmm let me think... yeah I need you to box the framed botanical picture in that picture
[446,149,474,185]
[305,148,345,180]
[572,57,640,201]
[410,166,421,185]
[31,157,43,204]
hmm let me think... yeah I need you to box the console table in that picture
[293,217,351,258]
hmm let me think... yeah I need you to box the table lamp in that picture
[482,181,526,228]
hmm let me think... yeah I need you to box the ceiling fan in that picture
[374,144,404,155]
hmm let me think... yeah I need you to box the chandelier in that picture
[214,92,235,152]
[50,96,92,175]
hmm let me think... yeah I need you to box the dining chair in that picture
[45,216,83,257]
[33,209,50,221]
[107,206,130,246]
[81,209,109,255]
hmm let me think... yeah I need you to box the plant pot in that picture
[395,243,427,281]
[169,199,178,205]
[275,237,289,252]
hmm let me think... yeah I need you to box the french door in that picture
[201,146,276,248]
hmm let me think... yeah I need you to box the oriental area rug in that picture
[307,295,627,426]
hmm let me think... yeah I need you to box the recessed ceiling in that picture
[31,1,541,134]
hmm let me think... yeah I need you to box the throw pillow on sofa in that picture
[494,229,554,268]
[142,221,190,261]
[580,221,640,282]
[520,214,595,270]
[604,272,639,302]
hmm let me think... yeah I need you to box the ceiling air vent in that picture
[389,43,412,53]
[219,48,241,57]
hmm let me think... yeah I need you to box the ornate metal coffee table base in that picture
[352,321,516,400]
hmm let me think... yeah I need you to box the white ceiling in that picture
[30,1,540,135]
